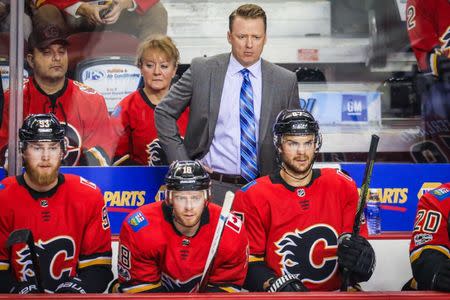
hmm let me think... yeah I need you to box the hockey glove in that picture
[338,233,376,283]
[431,259,450,292]
[12,281,38,294]
[266,274,308,292]
[436,55,450,86]
[54,277,86,293]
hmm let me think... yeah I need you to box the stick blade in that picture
[6,229,32,248]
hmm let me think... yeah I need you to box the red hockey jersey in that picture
[0,78,115,166]
[117,201,248,293]
[233,168,368,291]
[409,183,450,262]
[0,174,112,292]
[406,0,450,73]
[111,89,189,165]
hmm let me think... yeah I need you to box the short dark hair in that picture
[229,4,267,32]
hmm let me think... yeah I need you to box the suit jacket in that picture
[155,53,299,176]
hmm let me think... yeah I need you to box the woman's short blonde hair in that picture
[136,34,180,67]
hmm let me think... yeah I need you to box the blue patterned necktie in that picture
[239,68,258,182]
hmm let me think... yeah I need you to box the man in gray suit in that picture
[155,3,299,204]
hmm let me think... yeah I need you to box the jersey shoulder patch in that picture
[79,177,97,190]
[73,80,99,95]
[429,186,450,201]
[127,211,149,232]
[225,213,243,234]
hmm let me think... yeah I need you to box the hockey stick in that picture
[7,229,44,292]
[340,134,379,291]
[198,191,235,292]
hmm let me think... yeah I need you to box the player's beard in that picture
[24,160,61,187]
[281,152,315,178]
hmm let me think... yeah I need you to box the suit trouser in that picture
[210,179,244,207]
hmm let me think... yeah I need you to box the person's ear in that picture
[26,53,34,68]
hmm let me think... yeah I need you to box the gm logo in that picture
[82,69,106,81]
[342,94,367,122]
[417,182,442,199]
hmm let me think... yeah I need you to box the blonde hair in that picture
[229,4,267,32]
[136,34,180,67]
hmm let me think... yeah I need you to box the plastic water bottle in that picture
[365,189,381,235]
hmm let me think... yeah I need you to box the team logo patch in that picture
[80,177,96,190]
[430,187,450,201]
[61,122,82,166]
[226,213,242,234]
[414,233,433,246]
[40,200,48,207]
[128,211,148,232]
[275,225,339,283]
[161,272,202,292]
[146,138,168,166]
[16,236,75,291]
[118,264,131,281]
[297,188,305,197]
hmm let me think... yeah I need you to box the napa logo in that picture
[417,182,442,199]
[127,211,148,232]
[82,69,106,81]
[104,191,146,207]
[358,187,409,204]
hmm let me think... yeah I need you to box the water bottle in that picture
[365,188,381,235]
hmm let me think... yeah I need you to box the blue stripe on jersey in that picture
[241,180,257,192]
[430,187,450,201]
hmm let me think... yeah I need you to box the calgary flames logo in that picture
[61,122,82,166]
[275,224,339,284]
[146,138,168,166]
[16,236,76,292]
[161,272,202,292]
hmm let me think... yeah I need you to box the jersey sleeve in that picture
[409,187,450,261]
[111,101,132,161]
[0,190,12,277]
[0,90,11,159]
[232,188,268,259]
[338,170,369,237]
[78,187,112,272]
[79,91,116,165]
[117,212,164,293]
[134,0,159,15]
[406,0,441,72]
[232,187,276,291]
[409,185,450,289]
[207,213,249,292]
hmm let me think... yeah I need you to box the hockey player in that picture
[0,113,113,293]
[408,182,450,291]
[233,109,376,292]
[406,0,450,77]
[117,160,248,293]
[0,23,114,166]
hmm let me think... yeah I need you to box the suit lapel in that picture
[208,54,229,139]
[259,59,274,148]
